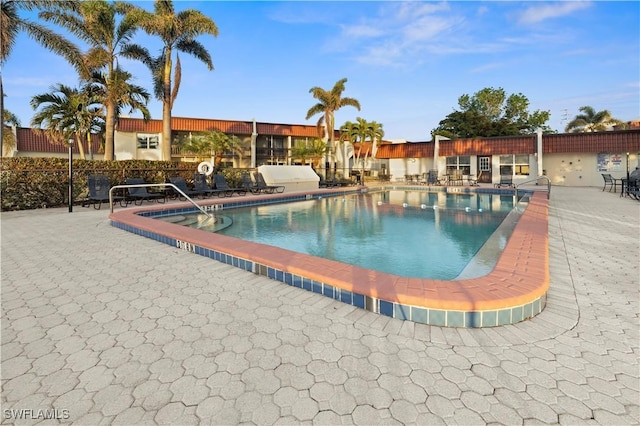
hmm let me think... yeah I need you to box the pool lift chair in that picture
[125,177,167,205]
[83,174,128,210]
[253,172,285,193]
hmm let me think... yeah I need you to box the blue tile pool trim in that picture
[111,187,544,327]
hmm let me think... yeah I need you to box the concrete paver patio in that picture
[1,186,638,425]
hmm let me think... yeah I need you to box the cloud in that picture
[4,76,61,87]
[477,5,490,17]
[342,24,385,39]
[331,2,466,67]
[518,1,592,25]
[467,62,505,74]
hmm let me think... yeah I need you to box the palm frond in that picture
[175,38,213,70]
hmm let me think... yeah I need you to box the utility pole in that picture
[560,109,569,130]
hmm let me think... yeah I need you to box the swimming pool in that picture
[109,186,549,327]
[160,190,521,280]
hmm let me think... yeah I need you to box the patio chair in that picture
[168,176,207,200]
[316,172,336,188]
[466,172,481,186]
[240,173,263,194]
[253,172,285,193]
[125,178,167,205]
[83,174,127,210]
[447,170,464,186]
[626,179,640,200]
[214,174,247,196]
[427,169,441,185]
[193,173,226,198]
[601,173,620,192]
[494,175,514,188]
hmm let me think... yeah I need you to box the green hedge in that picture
[0,158,247,211]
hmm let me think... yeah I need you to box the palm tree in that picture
[364,119,384,169]
[565,106,627,133]
[30,83,104,159]
[338,119,359,172]
[135,0,219,161]
[352,117,370,170]
[182,130,242,167]
[306,78,361,173]
[88,67,150,159]
[2,107,20,157]
[39,0,150,160]
[1,0,82,151]
[291,138,328,168]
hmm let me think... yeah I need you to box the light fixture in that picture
[68,138,74,213]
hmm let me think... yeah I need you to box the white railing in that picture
[109,183,213,218]
[515,176,551,200]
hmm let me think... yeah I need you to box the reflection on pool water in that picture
[161,190,522,280]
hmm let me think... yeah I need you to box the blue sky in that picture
[3,1,639,141]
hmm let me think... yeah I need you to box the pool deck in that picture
[1,186,638,424]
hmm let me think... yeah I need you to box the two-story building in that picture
[6,116,640,187]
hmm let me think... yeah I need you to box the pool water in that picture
[163,190,519,280]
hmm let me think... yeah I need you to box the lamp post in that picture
[68,138,74,213]
[627,152,630,181]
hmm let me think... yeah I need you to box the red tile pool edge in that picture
[109,189,549,325]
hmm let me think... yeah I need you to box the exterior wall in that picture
[543,152,638,186]
[114,131,136,160]
[391,152,636,187]
[388,158,434,181]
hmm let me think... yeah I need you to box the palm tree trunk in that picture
[162,101,172,161]
[162,49,173,161]
[75,134,86,160]
[0,72,4,149]
[104,102,116,161]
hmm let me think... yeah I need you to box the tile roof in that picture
[15,128,102,154]
[376,136,536,159]
[118,117,323,137]
[11,120,640,157]
[256,122,324,138]
[376,131,640,158]
[543,130,640,153]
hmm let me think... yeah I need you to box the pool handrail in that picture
[109,183,213,218]
[515,175,551,200]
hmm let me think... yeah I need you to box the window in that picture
[292,137,311,148]
[446,156,471,175]
[500,154,530,176]
[137,133,158,149]
[479,156,491,171]
[257,135,286,159]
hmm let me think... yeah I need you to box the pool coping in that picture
[109,187,549,327]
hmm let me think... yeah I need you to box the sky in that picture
[3,1,639,142]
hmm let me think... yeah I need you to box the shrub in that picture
[0,158,199,211]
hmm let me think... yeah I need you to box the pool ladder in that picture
[515,176,551,200]
[108,183,213,218]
